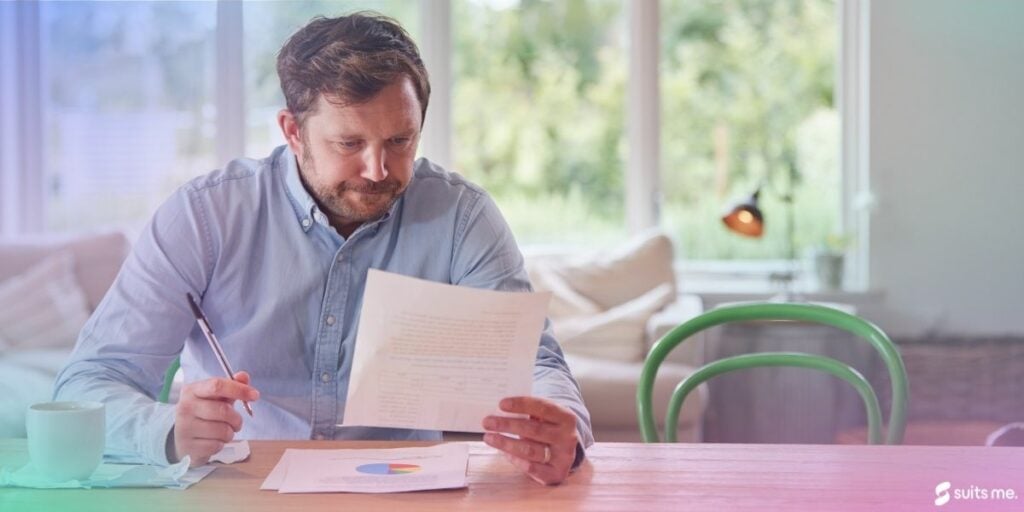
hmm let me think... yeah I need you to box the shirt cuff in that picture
[570,441,586,471]
[145,402,178,466]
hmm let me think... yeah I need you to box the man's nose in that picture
[361,146,388,182]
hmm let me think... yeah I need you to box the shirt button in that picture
[301,218,311,228]
[325,315,336,326]
[320,372,331,383]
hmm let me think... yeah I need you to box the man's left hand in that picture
[482,396,579,485]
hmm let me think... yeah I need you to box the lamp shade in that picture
[721,188,764,238]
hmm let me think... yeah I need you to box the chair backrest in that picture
[636,302,909,444]
[159,356,181,404]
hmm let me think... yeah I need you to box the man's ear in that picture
[277,109,303,157]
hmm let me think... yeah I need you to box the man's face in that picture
[289,78,422,233]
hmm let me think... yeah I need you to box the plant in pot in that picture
[811,233,849,291]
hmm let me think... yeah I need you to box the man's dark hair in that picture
[276,12,430,126]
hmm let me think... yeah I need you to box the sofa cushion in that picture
[548,230,676,310]
[0,252,92,353]
[0,231,130,311]
[566,353,705,433]
[554,283,674,362]
[528,262,602,318]
[645,294,706,366]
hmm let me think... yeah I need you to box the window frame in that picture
[839,0,870,290]
[0,0,45,234]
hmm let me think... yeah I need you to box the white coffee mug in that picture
[26,401,105,482]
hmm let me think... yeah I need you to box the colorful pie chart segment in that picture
[356,462,422,475]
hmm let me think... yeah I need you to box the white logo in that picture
[935,481,1019,506]
[935,481,952,506]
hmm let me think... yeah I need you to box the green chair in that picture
[158,356,181,404]
[637,302,908,444]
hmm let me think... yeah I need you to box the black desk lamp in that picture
[721,181,799,300]
[721,188,764,238]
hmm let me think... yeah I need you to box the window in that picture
[660,0,840,261]
[451,0,627,248]
[40,1,217,231]
[4,0,856,283]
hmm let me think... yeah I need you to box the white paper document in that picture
[261,444,469,494]
[340,269,550,433]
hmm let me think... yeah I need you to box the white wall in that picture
[867,0,1024,337]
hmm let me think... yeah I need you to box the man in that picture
[54,13,592,485]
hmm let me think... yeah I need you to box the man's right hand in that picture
[172,371,259,466]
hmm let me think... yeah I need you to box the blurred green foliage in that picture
[454,0,840,258]
[41,0,840,258]
[453,0,627,247]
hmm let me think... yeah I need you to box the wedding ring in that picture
[542,444,552,464]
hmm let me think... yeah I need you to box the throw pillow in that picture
[553,283,675,362]
[0,252,92,353]
[552,230,676,310]
[527,261,602,318]
[0,231,130,310]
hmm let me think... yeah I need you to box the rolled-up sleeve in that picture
[532,320,596,464]
[53,185,213,465]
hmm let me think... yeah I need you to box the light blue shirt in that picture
[54,146,593,465]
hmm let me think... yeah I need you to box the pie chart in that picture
[356,462,422,475]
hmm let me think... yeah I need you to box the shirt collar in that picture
[279,145,408,236]
[281,146,319,233]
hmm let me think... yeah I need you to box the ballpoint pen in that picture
[186,293,254,417]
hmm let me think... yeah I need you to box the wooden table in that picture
[2,440,1022,511]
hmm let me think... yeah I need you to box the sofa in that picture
[0,231,131,437]
[524,230,706,441]
[0,230,705,442]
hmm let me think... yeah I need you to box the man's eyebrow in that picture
[326,129,417,140]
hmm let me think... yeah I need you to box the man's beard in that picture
[301,152,405,225]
